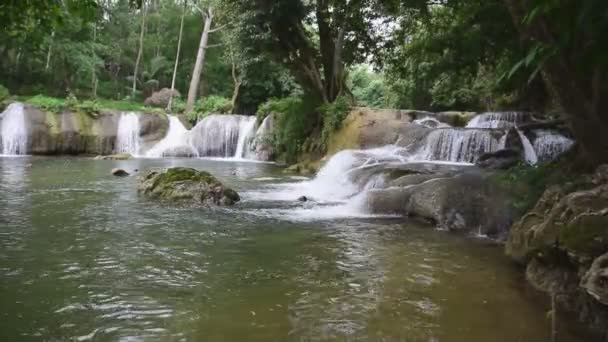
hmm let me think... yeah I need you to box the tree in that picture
[132,1,148,97]
[223,0,391,104]
[185,3,224,113]
[503,0,608,164]
[168,0,188,111]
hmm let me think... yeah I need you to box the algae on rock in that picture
[138,167,240,206]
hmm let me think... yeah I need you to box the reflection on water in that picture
[0,157,588,341]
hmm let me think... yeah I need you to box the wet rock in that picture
[137,167,240,206]
[477,149,522,170]
[506,173,608,264]
[95,153,133,160]
[11,102,168,156]
[111,168,129,177]
[367,173,511,237]
[144,88,180,108]
[505,164,608,335]
[325,107,415,155]
[582,253,608,306]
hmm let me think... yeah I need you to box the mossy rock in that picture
[559,213,608,261]
[138,167,240,206]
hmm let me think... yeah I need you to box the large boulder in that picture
[506,176,608,264]
[325,107,413,156]
[144,88,180,108]
[477,149,522,170]
[582,253,608,306]
[137,167,240,206]
[505,165,608,335]
[366,172,511,237]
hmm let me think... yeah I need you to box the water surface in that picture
[0,157,585,341]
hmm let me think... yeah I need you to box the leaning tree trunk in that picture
[503,0,608,165]
[230,61,242,114]
[185,7,213,114]
[132,1,147,98]
[167,0,187,112]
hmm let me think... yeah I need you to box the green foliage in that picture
[257,95,320,163]
[187,96,232,123]
[25,95,67,113]
[0,84,10,102]
[384,0,534,112]
[349,65,387,108]
[320,96,351,143]
[493,163,571,216]
[24,95,161,116]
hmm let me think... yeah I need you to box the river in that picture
[0,157,587,341]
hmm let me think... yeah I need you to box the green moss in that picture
[73,111,95,136]
[160,168,220,186]
[45,111,61,135]
[559,214,608,259]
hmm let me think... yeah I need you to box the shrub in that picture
[0,84,10,102]
[187,96,232,123]
[257,95,320,163]
[25,95,67,112]
[320,96,351,143]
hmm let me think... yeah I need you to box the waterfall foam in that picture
[116,112,141,155]
[191,115,257,158]
[466,112,527,129]
[146,116,198,158]
[532,129,574,163]
[1,103,28,156]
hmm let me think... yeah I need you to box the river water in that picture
[0,157,587,341]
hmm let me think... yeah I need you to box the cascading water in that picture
[0,103,28,156]
[516,129,538,165]
[234,117,257,159]
[191,115,257,158]
[466,112,528,129]
[115,112,141,155]
[414,129,501,163]
[532,129,574,163]
[146,116,198,158]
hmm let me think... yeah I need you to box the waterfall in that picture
[191,115,256,158]
[516,129,538,165]
[1,103,28,156]
[414,128,501,163]
[234,116,257,159]
[146,116,198,158]
[532,129,574,163]
[498,131,508,150]
[115,112,141,155]
[466,112,528,129]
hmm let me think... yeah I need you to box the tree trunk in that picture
[503,0,608,165]
[185,7,213,114]
[91,24,98,98]
[167,0,186,112]
[230,61,242,114]
[132,1,147,98]
[45,31,55,71]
